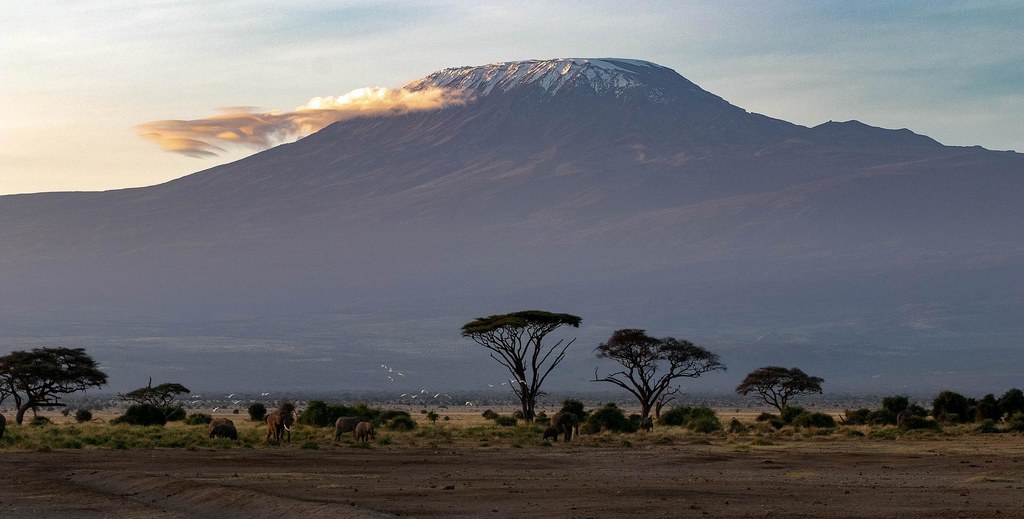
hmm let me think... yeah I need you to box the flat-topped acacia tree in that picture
[461,310,582,422]
[0,347,108,424]
[593,329,725,420]
[736,366,824,413]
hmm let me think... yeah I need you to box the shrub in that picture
[560,399,587,419]
[791,412,836,429]
[165,406,187,422]
[75,409,93,423]
[184,413,213,425]
[29,416,53,427]
[842,409,871,425]
[933,390,971,423]
[977,419,999,434]
[1005,413,1024,432]
[113,404,167,426]
[511,410,525,420]
[385,415,417,431]
[426,411,439,423]
[248,403,267,422]
[534,411,547,422]
[582,403,635,434]
[780,406,807,424]
[755,412,778,422]
[881,395,910,415]
[867,409,898,426]
[974,394,1002,422]
[999,389,1024,418]
[493,415,517,427]
[481,409,499,420]
[377,410,412,425]
[657,405,722,431]
[899,414,940,431]
[299,400,384,427]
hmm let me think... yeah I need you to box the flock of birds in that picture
[176,362,526,412]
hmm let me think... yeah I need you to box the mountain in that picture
[2,58,1022,394]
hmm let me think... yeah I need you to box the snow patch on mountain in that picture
[406,58,686,101]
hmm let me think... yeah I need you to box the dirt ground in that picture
[3,434,1023,518]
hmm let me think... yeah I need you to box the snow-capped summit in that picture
[406,58,716,103]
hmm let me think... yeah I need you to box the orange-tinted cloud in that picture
[136,87,466,157]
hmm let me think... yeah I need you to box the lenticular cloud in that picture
[136,87,465,158]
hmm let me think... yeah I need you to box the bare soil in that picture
[3,435,1024,518]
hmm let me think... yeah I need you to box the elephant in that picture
[549,412,579,442]
[542,426,559,441]
[266,401,296,444]
[334,416,368,441]
[210,419,238,440]
[639,416,654,432]
[354,421,375,442]
[0,413,6,440]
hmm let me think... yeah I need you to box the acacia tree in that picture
[0,347,108,424]
[118,377,190,407]
[461,310,582,422]
[735,366,823,413]
[593,329,725,420]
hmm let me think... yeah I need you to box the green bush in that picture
[377,409,412,425]
[755,412,778,422]
[165,406,187,422]
[780,406,807,424]
[932,390,971,423]
[298,400,385,427]
[977,419,999,434]
[184,413,213,425]
[29,416,53,427]
[881,395,910,415]
[113,404,167,426]
[385,415,417,431]
[658,405,720,432]
[842,408,871,425]
[899,414,940,431]
[560,399,587,419]
[999,389,1024,418]
[582,403,635,434]
[868,409,898,425]
[493,415,517,427]
[248,403,267,422]
[1005,413,1024,432]
[481,409,499,420]
[75,409,93,423]
[791,412,836,428]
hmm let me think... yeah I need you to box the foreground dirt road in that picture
[2,436,1023,518]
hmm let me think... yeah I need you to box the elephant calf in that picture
[0,413,6,440]
[354,421,375,442]
[542,426,560,441]
[334,416,368,441]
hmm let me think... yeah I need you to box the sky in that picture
[2,0,1022,195]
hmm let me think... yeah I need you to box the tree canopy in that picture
[119,378,191,407]
[593,329,725,419]
[461,310,581,422]
[735,366,823,413]
[0,347,108,424]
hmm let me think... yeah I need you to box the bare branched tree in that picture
[461,310,582,422]
[593,329,725,419]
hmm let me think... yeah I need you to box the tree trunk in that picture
[16,402,32,425]
[641,401,653,420]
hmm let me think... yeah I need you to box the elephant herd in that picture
[0,407,590,446]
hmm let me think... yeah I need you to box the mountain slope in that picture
[1,58,1022,393]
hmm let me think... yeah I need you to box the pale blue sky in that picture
[2,1,1021,194]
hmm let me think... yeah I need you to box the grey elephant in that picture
[0,413,6,440]
[354,421,375,442]
[210,419,238,440]
[334,416,368,441]
[549,412,579,442]
[542,426,559,441]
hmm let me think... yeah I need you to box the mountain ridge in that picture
[1,58,1021,393]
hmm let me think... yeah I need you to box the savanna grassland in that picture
[2,410,1024,518]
